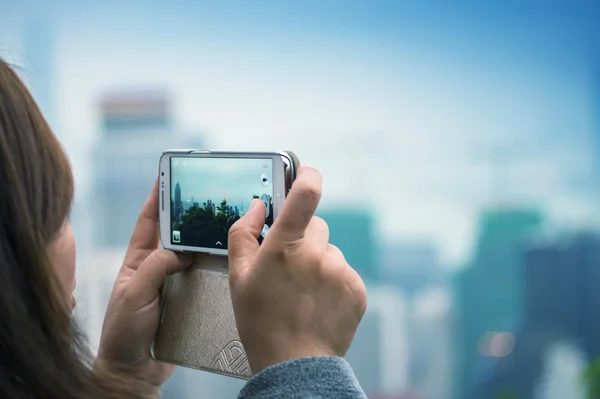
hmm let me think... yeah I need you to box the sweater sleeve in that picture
[238,356,367,399]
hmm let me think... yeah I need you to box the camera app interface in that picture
[170,156,274,249]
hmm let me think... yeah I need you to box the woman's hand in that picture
[96,179,192,391]
[228,165,368,374]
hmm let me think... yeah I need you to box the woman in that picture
[0,59,368,398]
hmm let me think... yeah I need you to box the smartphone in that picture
[152,150,299,379]
[158,150,296,255]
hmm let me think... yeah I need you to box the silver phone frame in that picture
[158,149,293,255]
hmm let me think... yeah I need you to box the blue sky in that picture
[2,1,600,265]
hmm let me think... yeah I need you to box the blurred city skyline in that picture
[4,3,600,397]
[2,1,600,267]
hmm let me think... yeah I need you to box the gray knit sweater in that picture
[238,357,367,398]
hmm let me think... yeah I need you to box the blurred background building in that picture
[346,285,409,396]
[22,21,57,133]
[453,208,544,398]
[469,232,600,398]
[316,208,378,282]
[91,89,201,248]
[4,1,600,397]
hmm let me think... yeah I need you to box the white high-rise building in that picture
[74,249,126,352]
[346,284,409,397]
[410,287,453,399]
[534,341,587,399]
[90,90,203,250]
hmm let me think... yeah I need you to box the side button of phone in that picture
[276,194,283,211]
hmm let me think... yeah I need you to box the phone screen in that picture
[169,156,274,249]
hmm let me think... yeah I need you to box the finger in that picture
[127,178,160,253]
[271,165,322,242]
[305,216,329,253]
[128,249,193,304]
[326,243,345,258]
[325,244,367,314]
[228,199,266,281]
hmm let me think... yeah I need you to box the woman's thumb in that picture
[228,199,266,278]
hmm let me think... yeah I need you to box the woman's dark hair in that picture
[0,60,149,398]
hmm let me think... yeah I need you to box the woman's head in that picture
[0,60,76,310]
[0,57,84,397]
[0,59,149,398]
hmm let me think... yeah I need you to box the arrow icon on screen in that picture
[215,241,222,246]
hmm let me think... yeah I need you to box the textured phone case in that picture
[152,254,250,379]
[151,151,300,379]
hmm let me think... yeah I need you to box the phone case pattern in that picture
[210,340,250,377]
[152,254,251,379]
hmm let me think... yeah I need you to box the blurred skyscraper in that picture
[18,19,97,264]
[91,90,202,248]
[21,21,57,134]
[79,89,205,398]
[346,285,409,397]
[379,241,453,396]
[534,341,586,399]
[380,242,443,297]
[595,52,600,171]
[453,208,544,399]
[347,311,383,394]
[471,232,600,398]
[75,250,125,351]
[316,208,378,282]
[410,288,453,399]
